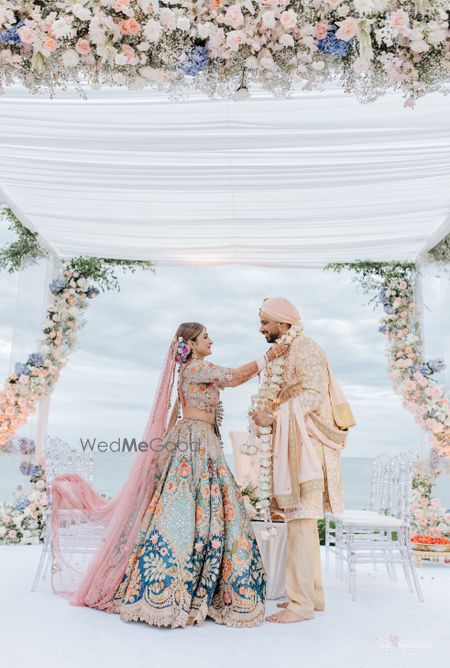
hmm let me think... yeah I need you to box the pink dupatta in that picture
[272,355,354,497]
[51,337,177,609]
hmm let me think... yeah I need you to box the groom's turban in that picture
[259,297,300,325]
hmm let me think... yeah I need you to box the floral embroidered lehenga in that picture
[51,348,266,629]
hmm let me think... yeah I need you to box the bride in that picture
[51,322,286,628]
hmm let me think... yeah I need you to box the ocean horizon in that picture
[5,453,448,511]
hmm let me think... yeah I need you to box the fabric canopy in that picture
[0,85,449,267]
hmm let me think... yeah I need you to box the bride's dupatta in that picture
[50,337,177,610]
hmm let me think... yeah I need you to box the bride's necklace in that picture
[243,320,304,538]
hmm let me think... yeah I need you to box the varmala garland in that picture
[242,320,304,539]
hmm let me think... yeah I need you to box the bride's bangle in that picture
[256,355,268,373]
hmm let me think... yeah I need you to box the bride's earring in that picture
[191,346,198,360]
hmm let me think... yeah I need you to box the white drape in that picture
[0,85,449,266]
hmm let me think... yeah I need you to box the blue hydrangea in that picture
[317,26,351,58]
[29,465,42,478]
[19,437,35,455]
[86,286,100,299]
[15,362,30,377]
[19,461,33,476]
[0,20,25,46]
[383,304,394,314]
[378,290,387,305]
[49,277,66,294]
[14,496,30,511]
[378,324,387,334]
[27,352,44,367]
[177,46,209,76]
[411,363,434,377]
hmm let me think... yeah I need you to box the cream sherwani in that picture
[271,335,348,619]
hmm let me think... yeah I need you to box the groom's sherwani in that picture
[269,334,354,619]
[272,335,347,521]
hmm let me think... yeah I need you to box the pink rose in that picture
[280,9,297,30]
[326,0,343,7]
[226,29,246,51]
[315,22,329,40]
[335,17,359,42]
[114,0,130,10]
[17,26,35,44]
[390,9,409,32]
[75,39,91,55]
[224,4,244,29]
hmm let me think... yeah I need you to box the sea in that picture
[3,453,448,510]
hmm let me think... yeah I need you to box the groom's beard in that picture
[264,333,279,343]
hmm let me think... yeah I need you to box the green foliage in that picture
[325,260,415,287]
[240,482,260,511]
[68,256,154,293]
[325,260,416,306]
[317,518,330,545]
[0,207,48,273]
[0,206,154,292]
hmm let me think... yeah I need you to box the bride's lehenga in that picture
[67,359,266,628]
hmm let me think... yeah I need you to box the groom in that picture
[251,297,355,624]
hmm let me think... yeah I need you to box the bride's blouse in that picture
[178,360,233,413]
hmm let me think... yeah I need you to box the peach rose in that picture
[124,18,141,35]
[43,36,57,52]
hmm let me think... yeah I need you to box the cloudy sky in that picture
[0,220,448,495]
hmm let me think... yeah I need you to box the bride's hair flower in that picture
[175,337,191,365]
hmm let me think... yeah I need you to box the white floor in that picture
[1,544,448,668]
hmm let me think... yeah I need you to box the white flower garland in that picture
[243,319,304,538]
[0,1,449,103]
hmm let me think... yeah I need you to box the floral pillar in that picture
[35,255,63,459]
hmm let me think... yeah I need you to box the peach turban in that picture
[259,297,300,325]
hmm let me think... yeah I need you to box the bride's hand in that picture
[266,342,288,362]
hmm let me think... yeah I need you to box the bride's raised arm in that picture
[183,342,288,388]
[225,342,287,387]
